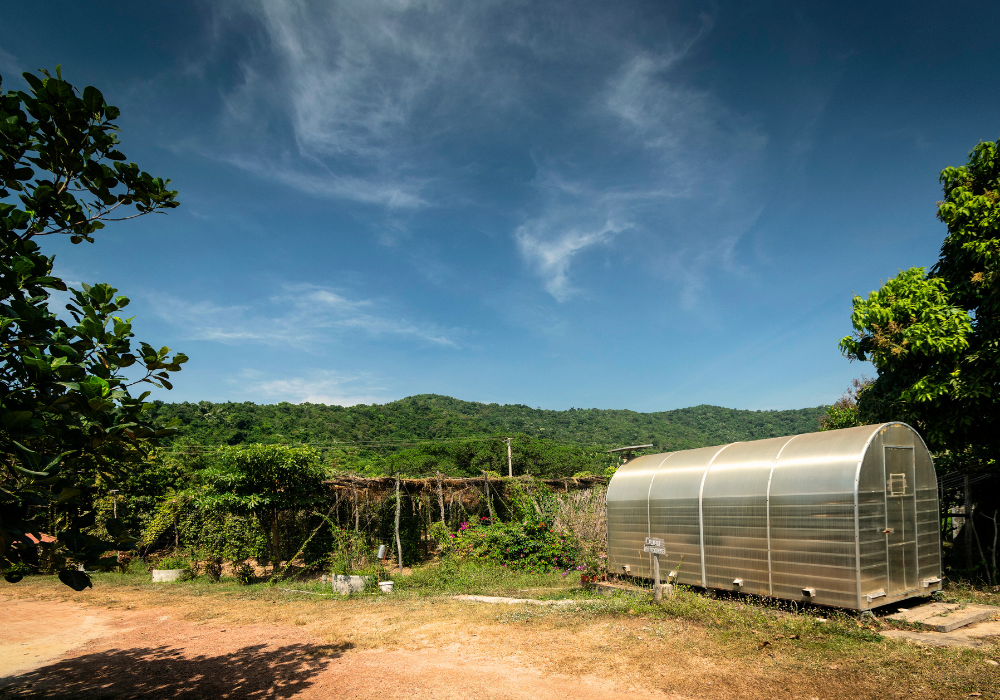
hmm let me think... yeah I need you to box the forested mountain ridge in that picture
[148,394,829,451]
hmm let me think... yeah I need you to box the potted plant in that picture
[152,554,188,582]
[580,553,607,586]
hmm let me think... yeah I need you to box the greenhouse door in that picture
[884,446,918,596]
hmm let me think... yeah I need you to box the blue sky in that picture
[2,1,997,410]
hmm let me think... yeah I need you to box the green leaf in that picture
[21,71,44,93]
[55,487,82,504]
[58,569,93,591]
[105,518,128,538]
[2,411,34,427]
[82,85,104,115]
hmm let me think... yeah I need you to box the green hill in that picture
[149,394,827,457]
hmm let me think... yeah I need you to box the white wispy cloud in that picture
[0,47,25,79]
[234,368,388,406]
[189,3,768,304]
[515,222,622,302]
[225,155,428,209]
[516,32,767,302]
[514,180,632,302]
[206,0,497,209]
[156,283,459,348]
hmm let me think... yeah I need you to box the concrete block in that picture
[888,602,999,632]
[332,574,367,595]
[152,569,185,583]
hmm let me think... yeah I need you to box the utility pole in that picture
[507,437,513,478]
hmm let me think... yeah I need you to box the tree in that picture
[839,139,998,467]
[196,445,326,570]
[1,68,187,589]
[818,376,873,431]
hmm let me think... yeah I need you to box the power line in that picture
[156,434,512,454]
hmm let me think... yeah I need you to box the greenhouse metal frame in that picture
[605,423,942,610]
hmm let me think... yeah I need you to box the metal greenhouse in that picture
[606,423,942,610]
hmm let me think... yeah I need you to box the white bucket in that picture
[378,580,394,594]
[152,569,185,582]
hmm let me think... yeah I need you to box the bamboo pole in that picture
[394,473,403,573]
[484,473,495,522]
[436,472,446,524]
[353,486,359,531]
[507,437,513,478]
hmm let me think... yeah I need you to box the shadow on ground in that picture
[0,641,353,699]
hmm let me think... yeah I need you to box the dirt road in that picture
[1,582,995,699]
[0,595,696,699]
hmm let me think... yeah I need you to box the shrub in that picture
[203,556,223,582]
[155,554,188,570]
[446,518,578,572]
[428,521,451,549]
[233,562,256,585]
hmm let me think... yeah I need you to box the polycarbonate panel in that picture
[767,426,872,608]
[702,436,795,595]
[913,436,941,588]
[857,443,888,605]
[648,446,724,586]
[861,423,942,605]
[606,453,672,579]
[603,422,942,610]
[884,446,918,595]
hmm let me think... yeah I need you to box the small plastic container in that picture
[152,569,185,582]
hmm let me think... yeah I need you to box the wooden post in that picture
[653,553,662,601]
[423,494,431,556]
[965,473,973,572]
[272,509,280,571]
[353,486,359,531]
[484,473,495,523]
[394,473,404,573]
[437,472,446,524]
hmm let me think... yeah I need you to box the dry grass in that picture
[551,486,607,557]
[3,570,999,700]
[943,580,1000,607]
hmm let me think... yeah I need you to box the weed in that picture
[233,562,255,586]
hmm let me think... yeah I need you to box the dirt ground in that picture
[0,580,996,700]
